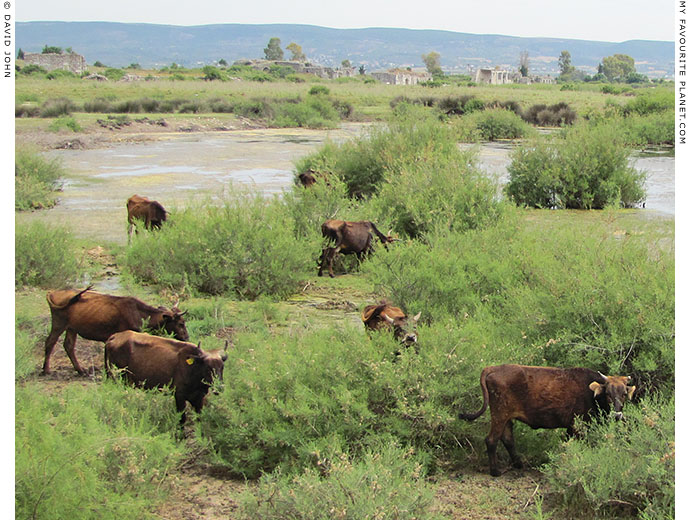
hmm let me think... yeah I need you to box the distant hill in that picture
[16,22,674,78]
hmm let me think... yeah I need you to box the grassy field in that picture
[15,72,675,519]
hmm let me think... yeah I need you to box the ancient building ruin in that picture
[370,69,432,85]
[23,52,88,75]
[234,59,357,80]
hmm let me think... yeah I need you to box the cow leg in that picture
[317,248,328,276]
[175,392,188,425]
[63,329,87,376]
[501,420,523,469]
[127,221,135,244]
[485,416,507,477]
[42,324,67,375]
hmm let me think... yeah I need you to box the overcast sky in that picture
[17,0,674,43]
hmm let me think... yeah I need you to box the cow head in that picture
[186,341,229,394]
[383,311,422,346]
[589,374,636,420]
[162,309,189,341]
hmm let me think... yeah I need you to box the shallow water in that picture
[17,126,674,246]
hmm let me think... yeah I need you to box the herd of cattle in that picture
[36,192,636,476]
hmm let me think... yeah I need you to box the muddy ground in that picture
[18,120,569,519]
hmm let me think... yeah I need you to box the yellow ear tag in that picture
[186,358,194,365]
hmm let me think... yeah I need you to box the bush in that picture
[39,97,77,118]
[456,108,533,141]
[103,67,125,81]
[273,96,340,128]
[112,99,143,113]
[308,85,330,96]
[16,381,185,520]
[624,90,674,116]
[48,115,82,132]
[523,102,577,126]
[544,395,674,518]
[15,148,65,210]
[361,213,674,393]
[46,69,77,80]
[505,123,646,209]
[15,104,40,117]
[15,221,82,288]
[369,145,506,238]
[239,444,437,519]
[83,97,113,112]
[124,195,312,299]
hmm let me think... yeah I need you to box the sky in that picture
[17,0,675,43]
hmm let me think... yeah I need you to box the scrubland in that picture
[15,72,675,519]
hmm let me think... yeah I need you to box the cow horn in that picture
[383,314,395,324]
[598,371,609,382]
[178,310,188,317]
[224,340,230,352]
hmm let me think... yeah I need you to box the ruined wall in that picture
[370,69,432,85]
[23,53,87,74]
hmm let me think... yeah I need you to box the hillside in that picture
[16,21,674,77]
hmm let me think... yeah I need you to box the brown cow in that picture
[42,286,189,375]
[318,220,396,277]
[104,331,228,423]
[459,364,636,476]
[362,302,421,347]
[127,194,167,242]
[296,169,330,188]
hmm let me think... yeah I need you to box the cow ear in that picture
[626,385,636,400]
[589,381,604,397]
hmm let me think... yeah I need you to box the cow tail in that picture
[47,285,93,309]
[459,367,490,421]
[369,222,389,244]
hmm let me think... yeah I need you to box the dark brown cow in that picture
[459,364,636,476]
[296,169,330,188]
[318,219,396,277]
[104,331,228,423]
[127,194,167,242]
[42,286,189,375]
[362,302,421,347]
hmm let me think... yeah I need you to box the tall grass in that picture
[544,394,674,518]
[239,443,439,519]
[16,382,185,520]
[15,148,65,210]
[124,194,312,299]
[15,221,83,288]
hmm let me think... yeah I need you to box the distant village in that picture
[22,50,556,86]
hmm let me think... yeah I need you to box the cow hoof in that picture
[512,459,524,469]
[329,273,335,278]
[317,272,323,277]
[490,468,501,477]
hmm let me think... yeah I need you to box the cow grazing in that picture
[297,170,317,188]
[459,364,636,476]
[318,219,396,277]
[104,331,228,423]
[127,194,167,242]
[362,302,421,347]
[42,286,189,375]
[296,169,330,188]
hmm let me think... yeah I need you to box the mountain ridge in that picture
[16,21,674,78]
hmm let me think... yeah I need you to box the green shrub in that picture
[103,67,125,81]
[361,213,674,392]
[112,99,143,113]
[523,102,577,126]
[45,69,77,80]
[15,148,65,210]
[624,89,674,116]
[232,98,275,119]
[16,381,184,520]
[456,108,534,141]
[505,123,646,209]
[308,85,330,96]
[124,195,311,299]
[39,97,77,118]
[19,64,47,75]
[544,395,674,519]
[48,115,82,132]
[239,443,438,519]
[273,96,339,128]
[369,145,506,238]
[15,221,82,288]
[83,97,112,112]
[15,325,37,380]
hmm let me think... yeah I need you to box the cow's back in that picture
[49,291,147,341]
[106,331,193,388]
[486,365,603,428]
